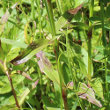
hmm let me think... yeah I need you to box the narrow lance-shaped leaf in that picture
[19,88,30,106]
[0,10,10,24]
[1,3,18,23]
[0,10,10,34]
[17,70,32,81]
[36,51,60,85]
[11,39,49,65]
[32,79,39,89]
[0,38,28,49]
[0,3,18,34]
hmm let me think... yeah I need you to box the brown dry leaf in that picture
[68,4,83,15]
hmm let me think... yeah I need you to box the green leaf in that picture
[0,75,24,94]
[0,76,11,94]
[106,74,110,83]
[72,43,93,77]
[62,63,69,85]
[81,47,93,77]
[11,39,49,65]
[55,16,68,33]
[58,53,69,85]
[44,0,56,35]
[78,82,102,108]
[47,107,64,110]
[0,60,5,73]
[0,38,28,48]
[75,56,87,76]
[53,82,62,106]
[6,48,20,62]
[90,78,104,100]
[59,0,73,13]
[74,0,89,7]
[0,10,10,35]
[36,51,60,85]
[0,105,17,110]
[19,88,30,105]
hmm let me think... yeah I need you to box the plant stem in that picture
[89,0,94,26]
[105,57,108,95]
[56,0,62,14]
[44,0,59,56]
[62,88,68,110]
[100,0,107,46]
[44,1,68,109]
[44,0,56,36]
[100,0,108,96]
[88,0,94,80]
[31,0,35,20]
[36,0,42,38]
[6,71,20,109]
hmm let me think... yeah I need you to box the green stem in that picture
[105,57,108,95]
[66,27,84,110]
[88,38,92,80]
[36,0,42,38]
[31,0,35,20]
[100,0,107,46]
[100,0,108,96]
[89,0,94,26]
[44,0,58,57]
[62,88,69,110]
[44,0,56,36]
[88,0,94,80]
[56,0,62,14]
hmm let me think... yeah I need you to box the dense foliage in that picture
[0,0,110,110]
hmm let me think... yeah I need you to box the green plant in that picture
[0,0,110,110]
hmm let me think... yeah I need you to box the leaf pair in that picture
[78,82,102,108]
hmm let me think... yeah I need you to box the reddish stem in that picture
[62,88,68,110]
[6,71,20,109]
